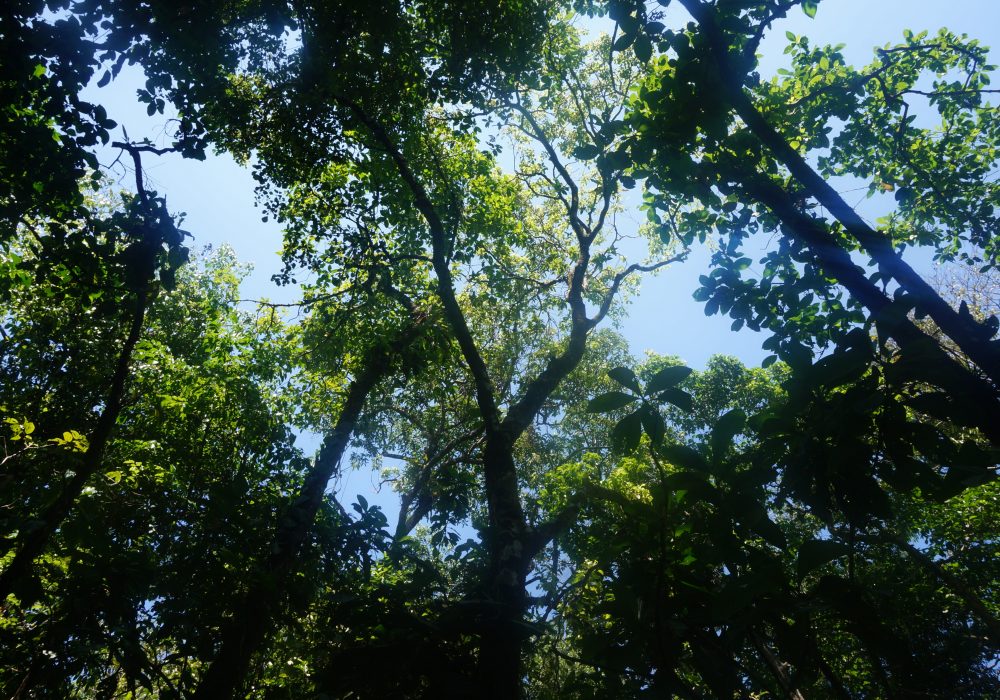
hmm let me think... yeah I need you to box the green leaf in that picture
[662,471,718,502]
[647,365,692,393]
[608,367,642,393]
[639,403,665,446]
[611,410,642,454]
[809,348,870,388]
[634,33,653,63]
[711,408,746,459]
[613,32,635,52]
[801,1,818,18]
[573,144,601,160]
[168,245,190,269]
[894,186,916,205]
[779,342,812,371]
[587,391,638,413]
[161,267,176,291]
[657,386,693,412]
[797,539,851,578]
[658,443,709,472]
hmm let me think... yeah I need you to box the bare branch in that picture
[590,252,688,326]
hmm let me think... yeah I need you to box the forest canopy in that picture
[1,0,999,698]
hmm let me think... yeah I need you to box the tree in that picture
[623,0,1000,439]
[1,240,317,697]
[1,0,999,697]
[227,24,688,695]
[0,149,188,602]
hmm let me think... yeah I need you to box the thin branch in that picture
[111,142,178,157]
[111,141,153,208]
[394,426,485,540]
[506,100,590,242]
[590,253,688,326]
[900,88,1000,98]
[742,1,797,64]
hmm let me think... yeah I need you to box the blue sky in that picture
[82,1,1000,505]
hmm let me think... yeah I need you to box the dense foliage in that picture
[2,0,998,698]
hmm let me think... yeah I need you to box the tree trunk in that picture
[476,439,531,699]
[193,318,424,700]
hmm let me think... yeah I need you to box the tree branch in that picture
[679,0,1000,388]
[331,93,503,435]
[734,169,1000,444]
[506,100,590,243]
[590,253,688,326]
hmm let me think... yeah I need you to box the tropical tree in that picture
[2,238,320,697]
[1,0,999,698]
[225,23,689,694]
[1,153,188,602]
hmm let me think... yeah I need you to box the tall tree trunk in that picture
[476,439,531,699]
[193,317,425,700]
